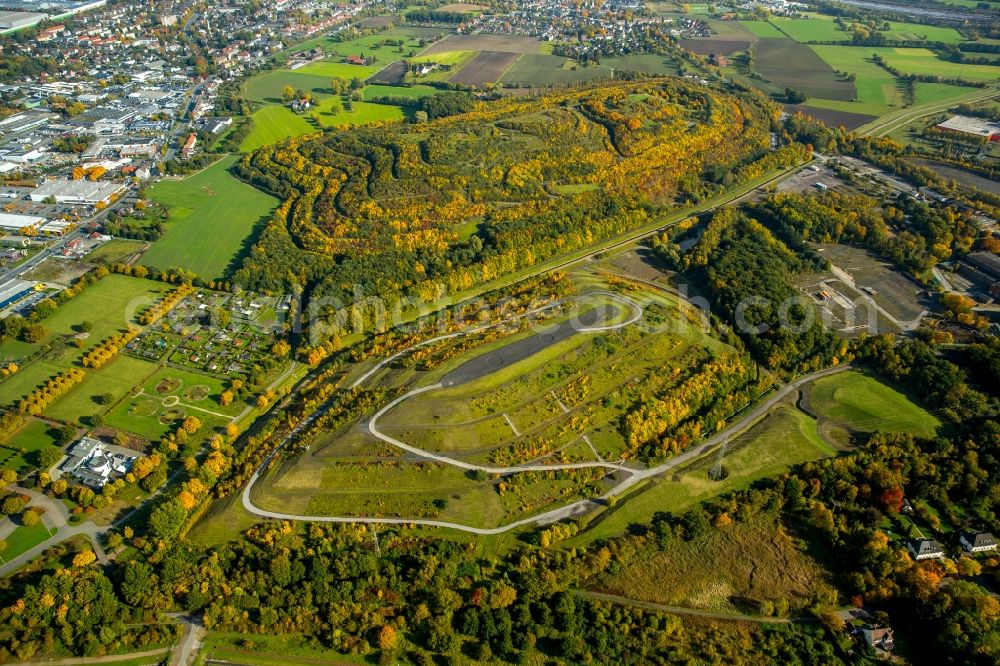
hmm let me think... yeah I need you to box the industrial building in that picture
[935,115,1000,142]
[0,279,40,312]
[29,178,126,205]
[0,9,44,30]
[0,212,45,234]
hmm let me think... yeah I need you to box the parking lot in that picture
[776,162,846,194]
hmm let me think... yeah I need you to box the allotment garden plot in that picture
[126,288,289,376]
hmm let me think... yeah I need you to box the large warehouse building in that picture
[936,115,1000,142]
[29,179,127,205]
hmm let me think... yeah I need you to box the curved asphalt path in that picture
[242,290,849,534]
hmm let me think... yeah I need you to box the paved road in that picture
[167,614,204,666]
[242,281,849,533]
[861,86,1000,138]
[0,486,109,575]
[828,264,926,332]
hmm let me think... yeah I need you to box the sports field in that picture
[140,156,278,279]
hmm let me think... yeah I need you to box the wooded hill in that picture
[232,81,805,355]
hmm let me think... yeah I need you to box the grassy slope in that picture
[808,371,940,437]
[1,420,61,472]
[595,514,828,614]
[140,156,278,279]
[570,404,835,546]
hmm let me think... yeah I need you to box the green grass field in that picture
[360,84,438,101]
[45,355,160,424]
[2,522,53,560]
[293,60,382,80]
[770,16,846,42]
[739,20,787,39]
[499,54,611,86]
[808,371,940,437]
[140,156,278,279]
[809,45,906,107]
[0,275,173,409]
[881,21,967,43]
[240,105,316,151]
[242,71,334,103]
[106,365,236,441]
[289,25,446,60]
[84,239,147,265]
[1,420,61,472]
[241,98,405,152]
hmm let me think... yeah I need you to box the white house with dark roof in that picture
[907,538,945,561]
[959,531,997,554]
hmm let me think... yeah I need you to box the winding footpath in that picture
[242,291,849,534]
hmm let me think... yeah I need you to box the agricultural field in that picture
[880,20,967,43]
[785,103,876,130]
[448,51,520,86]
[499,54,610,86]
[360,84,438,101]
[754,39,856,101]
[140,156,277,280]
[739,20,787,39]
[420,33,543,55]
[770,16,846,42]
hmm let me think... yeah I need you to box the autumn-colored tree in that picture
[377,624,397,651]
[72,550,96,567]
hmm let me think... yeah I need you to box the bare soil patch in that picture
[422,34,541,55]
[785,104,876,131]
[449,51,520,86]
[755,38,855,101]
[679,38,752,55]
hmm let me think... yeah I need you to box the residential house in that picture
[959,531,997,554]
[906,538,945,561]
